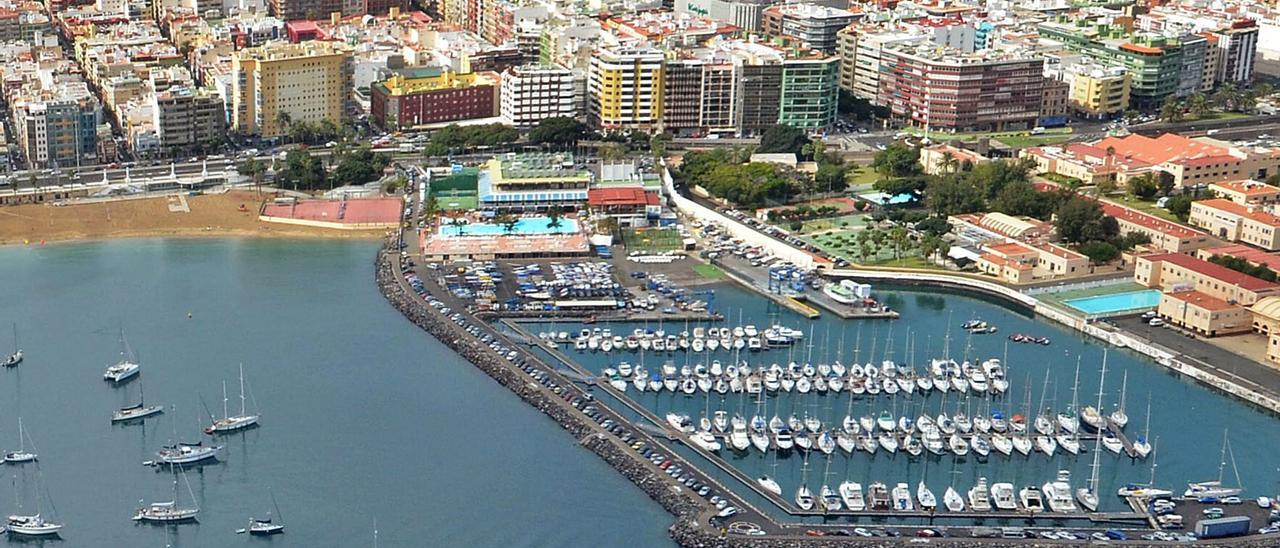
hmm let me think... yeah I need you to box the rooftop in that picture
[587,187,657,207]
[1194,199,1280,227]
[1165,289,1238,312]
[1143,252,1280,291]
[1093,133,1240,167]
[1099,201,1204,238]
[1209,180,1280,197]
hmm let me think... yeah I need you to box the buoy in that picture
[23,239,28,245]
[187,312,193,318]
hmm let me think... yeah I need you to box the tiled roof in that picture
[1195,198,1280,227]
[1142,252,1280,291]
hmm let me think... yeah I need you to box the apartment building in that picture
[1209,180,1280,205]
[500,64,580,127]
[760,3,857,54]
[370,67,500,130]
[1099,201,1212,253]
[1135,252,1279,305]
[877,43,1044,132]
[779,54,838,130]
[10,81,100,169]
[1039,20,1204,109]
[1188,198,1280,251]
[1065,64,1131,119]
[151,85,226,152]
[230,41,353,138]
[589,46,664,131]
[837,25,922,100]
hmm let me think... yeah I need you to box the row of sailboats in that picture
[775,471,1088,514]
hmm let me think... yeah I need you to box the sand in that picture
[0,190,389,246]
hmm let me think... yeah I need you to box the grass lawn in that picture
[863,255,937,269]
[436,195,477,211]
[1184,111,1250,122]
[902,126,1072,143]
[846,167,879,188]
[995,133,1075,148]
[693,264,725,279]
[1111,196,1182,223]
[623,227,683,253]
[794,214,866,235]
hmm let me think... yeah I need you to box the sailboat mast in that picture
[239,363,247,416]
[222,380,229,420]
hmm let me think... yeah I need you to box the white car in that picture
[1148,318,1165,327]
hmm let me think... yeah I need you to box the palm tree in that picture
[274,111,292,135]
[939,151,958,175]
[547,205,564,233]
[1187,93,1210,119]
[1159,98,1183,123]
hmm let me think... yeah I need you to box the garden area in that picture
[622,227,683,253]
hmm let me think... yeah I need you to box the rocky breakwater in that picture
[373,243,714,545]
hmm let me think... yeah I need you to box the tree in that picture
[1054,196,1118,244]
[1155,171,1175,196]
[1165,194,1194,221]
[757,124,810,155]
[1187,93,1210,119]
[991,180,1062,220]
[278,149,326,190]
[1079,241,1119,264]
[239,158,266,197]
[872,176,927,197]
[330,146,388,187]
[1159,97,1183,123]
[925,175,984,216]
[274,111,292,133]
[1126,173,1159,199]
[919,235,946,262]
[914,217,951,236]
[870,143,921,179]
[650,133,672,159]
[889,226,910,260]
[496,213,519,235]
[547,205,564,232]
[938,152,959,175]
[598,142,627,161]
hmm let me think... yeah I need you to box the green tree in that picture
[925,174,984,216]
[919,234,945,262]
[1127,173,1159,199]
[496,213,519,235]
[991,180,1062,220]
[1159,97,1183,123]
[279,149,326,190]
[870,143,921,179]
[889,226,910,260]
[330,146,388,187]
[757,124,810,155]
[1165,194,1194,221]
[547,205,564,232]
[1187,93,1210,119]
[528,116,590,146]
[1079,241,1119,263]
[1054,196,1118,244]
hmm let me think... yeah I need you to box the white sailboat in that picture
[134,466,199,523]
[239,492,285,535]
[155,406,222,465]
[917,481,936,511]
[758,476,782,496]
[1111,370,1129,429]
[1078,351,1109,512]
[944,486,965,512]
[3,418,36,463]
[7,471,62,536]
[113,380,164,422]
[1183,430,1243,500]
[795,453,814,510]
[2,323,21,367]
[104,329,141,383]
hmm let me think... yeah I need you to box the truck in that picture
[1195,516,1251,539]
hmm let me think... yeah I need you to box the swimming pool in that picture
[1063,289,1162,315]
[441,216,579,237]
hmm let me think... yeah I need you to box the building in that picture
[949,211,1049,241]
[1188,198,1280,251]
[760,3,857,54]
[920,144,988,176]
[1065,64,1130,120]
[976,241,1037,284]
[1211,20,1258,85]
[1246,296,1280,363]
[370,68,500,131]
[1099,201,1212,253]
[1026,133,1280,190]
[779,54,838,130]
[877,43,1044,132]
[1040,77,1070,126]
[1135,252,1279,305]
[838,25,923,100]
[10,82,100,169]
[1208,180,1280,206]
[269,0,364,21]
[231,41,353,138]
[1157,289,1250,336]
[477,152,593,211]
[1039,20,1202,109]
[589,46,664,131]
[500,64,580,127]
[587,187,659,228]
[151,85,226,153]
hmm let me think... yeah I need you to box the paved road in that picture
[1111,316,1280,399]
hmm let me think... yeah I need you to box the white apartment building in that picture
[500,64,581,127]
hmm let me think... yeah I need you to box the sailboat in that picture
[1132,395,1153,459]
[1117,438,1173,498]
[113,380,164,422]
[239,492,285,535]
[794,453,814,510]
[155,406,222,465]
[2,324,21,367]
[1110,370,1129,429]
[206,364,260,434]
[917,481,937,511]
[7,472,62,536]
[1079,351,1109,512]
[3,418,36,463]
[104,329,141,383]
[943,486,964,512]
[134,466,199,522]
[1183,430,1243,500]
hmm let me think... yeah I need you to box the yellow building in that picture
[1248,296,1280,364]
[231,41,353,138]
[1157,290,1250,336]
[1134,252,1279,305]
[1188,198,1280,251]
[1208,180,1280,206]
[588,46,664,131]
[1067,64,1130,119]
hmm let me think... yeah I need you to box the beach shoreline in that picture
[0,190,388,246]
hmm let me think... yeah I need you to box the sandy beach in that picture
[0,190,389,246]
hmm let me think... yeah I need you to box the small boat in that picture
[7,514,62,536]
[104,329,141,383]
[730,417,750,452]
[878,432,898,453]
[1057,434,1080,455]
[969,477,992,512]
[690,430,721,452]
[712,411,728,433]
[758,476,782,496]
[971,434,991,457]
[135,467,199,523]
[917,481,936,511]
[794,485,814,511]
[902,434,922,456]
[991,482,1016,511]
[666,413,693,433]
[1034,435,1057,456]
[948,433,969,456]
[839,481,865,511]
[820,485,842,511]
[1101,430,1124,454]
[156,441,222,465]
[1018,485,1044,513]
[876,411,895,432]
[990,433,1013,456]
[241,492,286,535]
[1042,470,1077,513]
[3,418,37,464]
[1012,434,1032,456]
[944,486,965,512]
[891,483,913,511]
[2,324,21,367]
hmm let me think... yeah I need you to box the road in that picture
[1112,316,1280,399]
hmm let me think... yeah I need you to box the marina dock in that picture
[713,260,820,319]
[800,291,901,320]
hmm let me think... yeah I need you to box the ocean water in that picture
[0,239,672,547]
[527,283,1280,524]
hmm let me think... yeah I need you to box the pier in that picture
[1105,418,1142,459]
[713,260,820,319]
[801,288,902,320]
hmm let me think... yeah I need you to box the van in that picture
[1000,527,1026,539]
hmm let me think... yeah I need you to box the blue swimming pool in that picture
[442,216,579,237]
[1063,289,1162,315]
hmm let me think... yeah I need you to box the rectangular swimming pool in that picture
[1062,289,1162,315]
[440,216,579,237]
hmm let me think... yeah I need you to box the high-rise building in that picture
[761,3,857,54]
[231,41,353,138]
[371,68,500,130]
[1039,20,1204,110]
[589,47,664,131]
[11,82,100,169]
[501,64,580,127]
[1212,21,1258,85]
[779,55,838,129]
[268,0,364,21]
[152,86,227,152]
[839,25,923,101]
[877,43,1044,132]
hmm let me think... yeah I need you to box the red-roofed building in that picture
[1196,244,1280,272]
[1188,198,1280,250]
[1024,132,1280,190]
[1098,201,1211,253]
[1208,180,1280,205]
[1156,289,1251,336]
[587,187,659,227]
[1135,252,1280,305]
[285,20,319,42]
